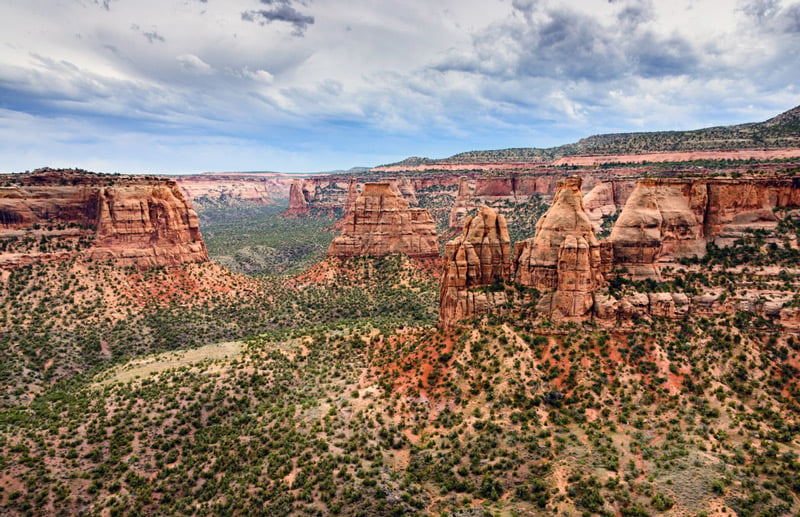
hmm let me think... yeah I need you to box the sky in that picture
[0,0,799,174]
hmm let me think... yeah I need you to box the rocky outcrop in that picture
[327,183,439,259]
[514,177,602,286]
[514,176,604,319]
[0,169,208,269]
[285,180,310,216]
[609,180,706,276]
[610,177,800,275]
[439,206,511,327]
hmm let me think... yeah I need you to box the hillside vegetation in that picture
[383,105,800,166]
[1,214,799,515]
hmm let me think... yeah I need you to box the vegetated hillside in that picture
[199,204,338,276]
[1,252,798,515]
[2,168,800,515]
[381,104,800,166]
[0,255,437,408]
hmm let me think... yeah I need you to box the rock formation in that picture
[514,176,604,319]
[448,177,475,230]
[0,169,208,269]
[610,177,800,275]
[439,206,511,327]
[609,179,706,276]
[327,183,439,259]
[285,179,310,216]
[583,180,637,232]
[329,179,362,231]
[447,174,563,231]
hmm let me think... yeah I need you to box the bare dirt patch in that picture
[94,340,243,385]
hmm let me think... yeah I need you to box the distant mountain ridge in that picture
[382,104,800,166]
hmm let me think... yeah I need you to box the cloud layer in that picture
[0,0,798,173]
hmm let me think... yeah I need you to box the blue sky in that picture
[1,0,799,174]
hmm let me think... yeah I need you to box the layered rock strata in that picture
[176,173,292,209]
[439,206,511,327]
[326,183,439,259]
[0,169,208,269]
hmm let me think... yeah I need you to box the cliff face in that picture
[326,183,439,259]
[0,169,208,269]
[439,206,511,327]
[176,173,293,210]
[610,177,800,274]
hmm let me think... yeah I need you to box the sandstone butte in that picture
[284,179,310,216]
[326,182,439,259]
[0,169,208,269]
[439,206,511,327]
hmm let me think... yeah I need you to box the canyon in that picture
[3,105,800,516]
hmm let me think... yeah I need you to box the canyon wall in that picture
[0,169,208,268]
[610,177,800,275]
[176,173,293,209]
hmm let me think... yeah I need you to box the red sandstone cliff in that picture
[610,177,800,275]
[326,183,439,259]
[0,169,208,269]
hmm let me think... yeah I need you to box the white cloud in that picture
[0,0,797,172]
[176,54,213,74]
